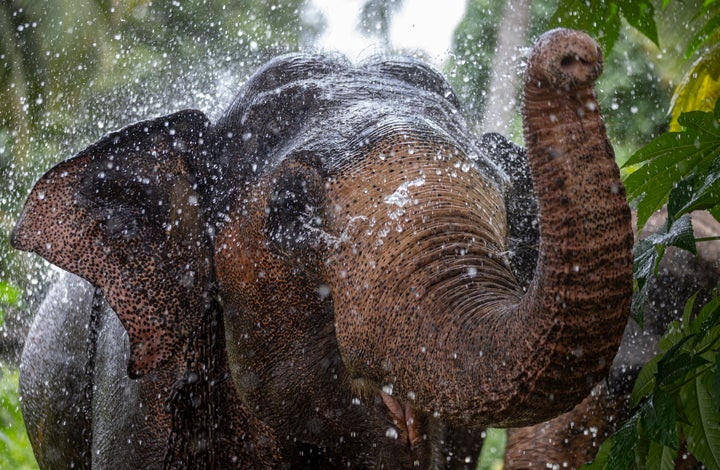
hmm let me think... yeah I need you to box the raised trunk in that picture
[327,29,632,427]
[499,29,634,425]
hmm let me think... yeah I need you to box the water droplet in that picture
[317,284,331,300]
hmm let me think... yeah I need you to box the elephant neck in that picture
[510,78,633,416]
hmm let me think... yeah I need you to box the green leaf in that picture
[0,369,37,470]
[0,282,20,307]
[683,291,701,326]
[608,418,640,469]
[686,12,720,59]
[549,0,621,53]
[618,0,659,46]
[631,354,661,407]
[0,282,21,330]
[670,292,720,350]
[550,0,662,53]
[623,105,720,231]
[679,106,720,136]
[631,216,697,322]
[667,177,696,223]
[698,298,720,338]
[713,351,720,414]
[582,433,611,469]
[670,45,720,132]
[634,215,696,278]
[631,277,651,327]
[640,388,679,448]
[633,433,651,468]
[645,439,679,470]
[681,373,720,469]
[657,350,709,388]
[581,416,639,469]
[679,160,720,216]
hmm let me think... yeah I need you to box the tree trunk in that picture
[480,0,532,134]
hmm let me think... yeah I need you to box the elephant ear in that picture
[12,110,213,378]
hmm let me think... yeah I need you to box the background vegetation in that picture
[1,0,719,468]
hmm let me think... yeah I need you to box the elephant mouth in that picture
[380,389,423,456]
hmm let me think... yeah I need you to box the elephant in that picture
[503,209,719,469]
[11,28,633,468]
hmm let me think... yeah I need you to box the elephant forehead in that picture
[326,135,507,244]
[323,135,512,302]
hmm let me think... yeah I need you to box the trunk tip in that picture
[527,28,603,90]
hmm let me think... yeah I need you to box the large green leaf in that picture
[0,281,20,306]
[670,44,720,132]
[623,101,720,231]
[548,0,622,53]
[713,351,720,414]
[581,417,639,469]
[640,388,679,448]
[631,354,661,407]
[549,0,659,53]
[581,434,611,469]
[0,370,37,470]
[608,418,641,469]
[618,0,659,46]
[685,11,720,59]
[681,373,720,469]
[631,215,696,324]
[0,281,21,330]
[645,439,679,470]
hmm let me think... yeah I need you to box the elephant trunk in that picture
[502,28,633,424]
[328,29,632,428]
[458,29,633,425]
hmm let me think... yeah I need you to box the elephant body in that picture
[13,29,633,468]
[21,271,172,467]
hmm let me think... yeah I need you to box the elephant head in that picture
[12,28,632,467]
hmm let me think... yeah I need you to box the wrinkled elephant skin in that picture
[12,29,632,468]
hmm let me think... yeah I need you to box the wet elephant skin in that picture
[12,29,632,468]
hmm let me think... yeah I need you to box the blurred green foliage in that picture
[0,369,37,470]
[0,280,22,329]
[448,0,673,161]
[477,428,506,470]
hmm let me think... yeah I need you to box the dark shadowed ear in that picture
[12,110,213,378]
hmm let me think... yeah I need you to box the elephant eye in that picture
[265,163,326,253]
